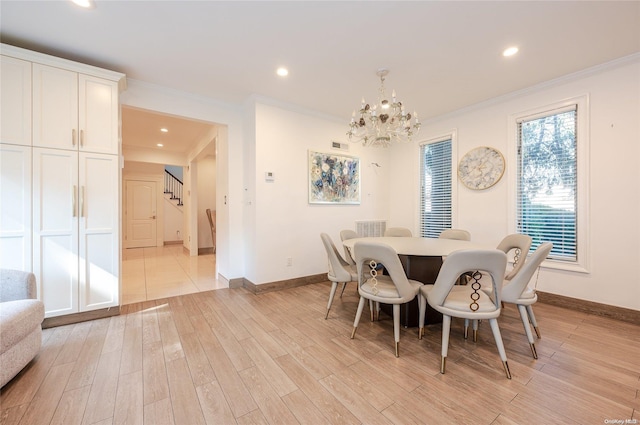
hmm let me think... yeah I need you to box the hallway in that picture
[121,244,226,305]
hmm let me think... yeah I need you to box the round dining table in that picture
[342,236,487,257]
[342,236,488,326]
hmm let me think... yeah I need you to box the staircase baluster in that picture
[164,170,184,207]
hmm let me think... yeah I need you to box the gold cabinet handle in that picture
[72,185,77,217]
[72,129,77,146]
[80,186,85,217]
[80,129,84,147]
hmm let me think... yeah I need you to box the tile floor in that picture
[121,244,227,305]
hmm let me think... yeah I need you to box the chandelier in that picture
[347,68,421,147]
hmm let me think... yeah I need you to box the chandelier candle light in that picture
[347,68,421,147]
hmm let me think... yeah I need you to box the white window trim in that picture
[415,130,459,235]
[507,95,590,274]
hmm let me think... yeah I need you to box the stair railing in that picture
[164,170,183,206]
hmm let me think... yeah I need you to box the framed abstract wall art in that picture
[308,150,360,204]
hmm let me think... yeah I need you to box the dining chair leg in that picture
[393,304,401,357]
[464,319,470,339]
[488,318,512,379]
[517,304,538,359]
[418,294,426,340]
[325,281,339,319]
[339,282,347,298]
[369,300,375,321]
[526,305,541,338]
[501,359,512,380]
[351,297,367,339]
[440,315,452,374]
[472,319,479,342]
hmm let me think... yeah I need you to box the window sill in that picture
[541,259,589,274]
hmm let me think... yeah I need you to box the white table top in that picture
[342,236,487,257]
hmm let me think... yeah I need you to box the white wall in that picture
[163,196,183,242]
[389,57,640,310]
[184,160,196,254]
[165,165,183,181]
[123,145,187,166]
[123,160,164,177]
[247,100,390,284]
[197,155,216,249]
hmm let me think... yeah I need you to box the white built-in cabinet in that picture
[33,64,119,154]
[1,56,31,146]
[0,44,125,318]
[0,144,32,271]
[32,149,120,316]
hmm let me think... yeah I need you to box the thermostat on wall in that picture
[265,171,275,182]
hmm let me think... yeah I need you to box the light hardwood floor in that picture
[1,281,639,424]
[121,245,226,305]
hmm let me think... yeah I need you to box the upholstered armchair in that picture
[0,269,45,388]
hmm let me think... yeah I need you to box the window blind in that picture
[419,139,452,238]
[516,106,577,261]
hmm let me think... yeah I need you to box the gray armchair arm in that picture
[0,269,37,302]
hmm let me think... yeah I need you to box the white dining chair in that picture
[351,241,424,357]
[418,249,511,378]
[320,233,358,319]
[438,228,471,241]
[501,242,552,359]
[468,233,533,340]
[339,229,360,298]
[439,228,472,285]
[497,233,532,281]
[384,227,412,237]
[340,229,359,266]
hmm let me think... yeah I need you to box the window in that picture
[419,137,452,238]
[515,100,586,266]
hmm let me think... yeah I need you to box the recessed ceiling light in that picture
[160,128,168,133]
[276,67,289,77]
[71,0,94,8]
[503,46,519,57]
[156,143,164,147]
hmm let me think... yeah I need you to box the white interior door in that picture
[126,180,157,248]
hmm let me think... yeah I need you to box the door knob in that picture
[150,215,156,219]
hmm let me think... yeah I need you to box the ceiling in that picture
[121,106,217,156]
[2,1,639,154]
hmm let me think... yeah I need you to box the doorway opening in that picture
[120,106,222,304]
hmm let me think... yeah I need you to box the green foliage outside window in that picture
[517,109,577,260]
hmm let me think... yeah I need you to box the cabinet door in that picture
[0,144,32,271]
[33,148,79,317]
[33,64,78,150]
[79,75,119,154]
[79,153,119,311]
[1,56,31,146]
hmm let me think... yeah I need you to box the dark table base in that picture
[379,254,443,327]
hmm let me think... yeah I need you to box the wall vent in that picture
[331,140,349,151]
[356,220,387,237]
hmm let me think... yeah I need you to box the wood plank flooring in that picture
[1,282,638,424]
